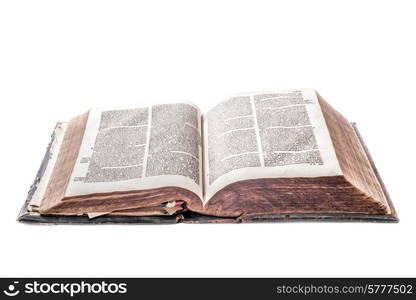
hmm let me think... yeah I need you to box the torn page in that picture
[28,123,67,211]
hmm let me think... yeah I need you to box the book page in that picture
[28,123,68,210]
[65,102,203,199]
[203,89,342,204]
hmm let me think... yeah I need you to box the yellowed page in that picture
[65,102,203,200]
[29,123,67,211]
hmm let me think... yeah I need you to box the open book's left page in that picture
[64,102,203,200]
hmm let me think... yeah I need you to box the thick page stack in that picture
[18,89,398,224]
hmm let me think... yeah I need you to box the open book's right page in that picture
[203,89,343,204]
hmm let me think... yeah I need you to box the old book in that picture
[18,89,398,224]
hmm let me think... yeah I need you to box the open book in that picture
[18,89,398,224]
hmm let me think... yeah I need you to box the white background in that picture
[0,0,415,277]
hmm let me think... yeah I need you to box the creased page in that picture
[65,102,203,199]
[203,89,342,204]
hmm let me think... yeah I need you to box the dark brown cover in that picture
[17,123,398,224]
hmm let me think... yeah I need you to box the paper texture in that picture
[28,123,67,210]
[203,89,342,203]
[65,102,203,199]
